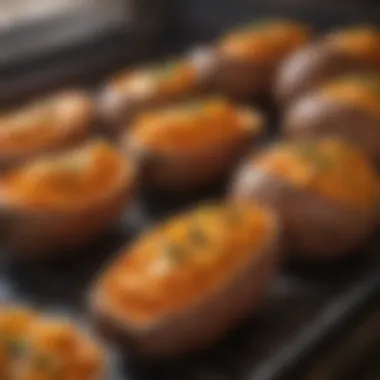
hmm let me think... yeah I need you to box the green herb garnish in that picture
[6,339,26,358]
[164,244,187,264]
[31,353,61,373]
[188,224,207,246]
[151,60,180,79]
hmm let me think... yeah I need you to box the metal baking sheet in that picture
[0,3,379,380]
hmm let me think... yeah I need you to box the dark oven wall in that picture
[166,0,380,46]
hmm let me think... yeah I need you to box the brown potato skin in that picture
[231,161,378,260]
[201,47,277,100]
[89,219,281,357]
[124,127,257,193]
[0,167,136,260]
[283,94,380,167]
[274,41,378,108]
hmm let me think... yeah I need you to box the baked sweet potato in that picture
[0,90,93,171]
[98,58,208,135]
[283,73,380,167]
[16,316,105,380]
[231,138,379,260]
[90,201,281,357]
[122,97,265,192]
[0,305,36,379]
[0,305,106,380]
[0,140,136,258]
[200,19,310,99]
[275,25,380,107]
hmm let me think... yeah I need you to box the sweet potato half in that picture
[0,140,136,258]
[196,19,310,99]
[283,73,380,167]
[122,97,265,192]
[98,58,208,135]
[274,25,380,107]
[90,201,281,357]
[0,305,106,380]
[0,90,93,171]
[231,138,379,260]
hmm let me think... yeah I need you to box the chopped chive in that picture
[32,354,60,373]
[164,244,187,264]
[188,224,207,246]
[6,339,26,358]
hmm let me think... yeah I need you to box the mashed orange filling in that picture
[219,19,310,62]
[130,97,261,152]
[0,92,92,153]
[0,307,35,379]
[326,26,380,65]
[99,202,274,322]
[255,139,378,210]
[110,59,198,99]
[320,74,380,117]
[18,318,104,380]
[0,140,129,210]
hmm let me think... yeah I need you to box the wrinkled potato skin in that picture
[283,94,380,167]
[274,42,378,107]
[90,222,281,357]
[231,161,378,260]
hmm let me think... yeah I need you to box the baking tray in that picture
[0,3,379,380]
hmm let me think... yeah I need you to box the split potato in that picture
[283,73,380,166]
[0,305,105,380]
[0,139,136,258]
[17,316,105,380]
[122,96,265,192]
[275,25,380,106]
[194,19,310,99]
[0,305,36,379]
[231,138,379,260]
[0,90,93,171]
[98,58,208,135]
[90,201,281,357]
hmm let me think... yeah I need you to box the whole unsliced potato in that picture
[197,19,310,99]
[122,97,265,192]
[0,90,93,172]
[283,73,380,167]
[98,58,209,135]
[0,140,136,258]
[90,201,281,357]
[231,138,379,260]
[275,25,380,106]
